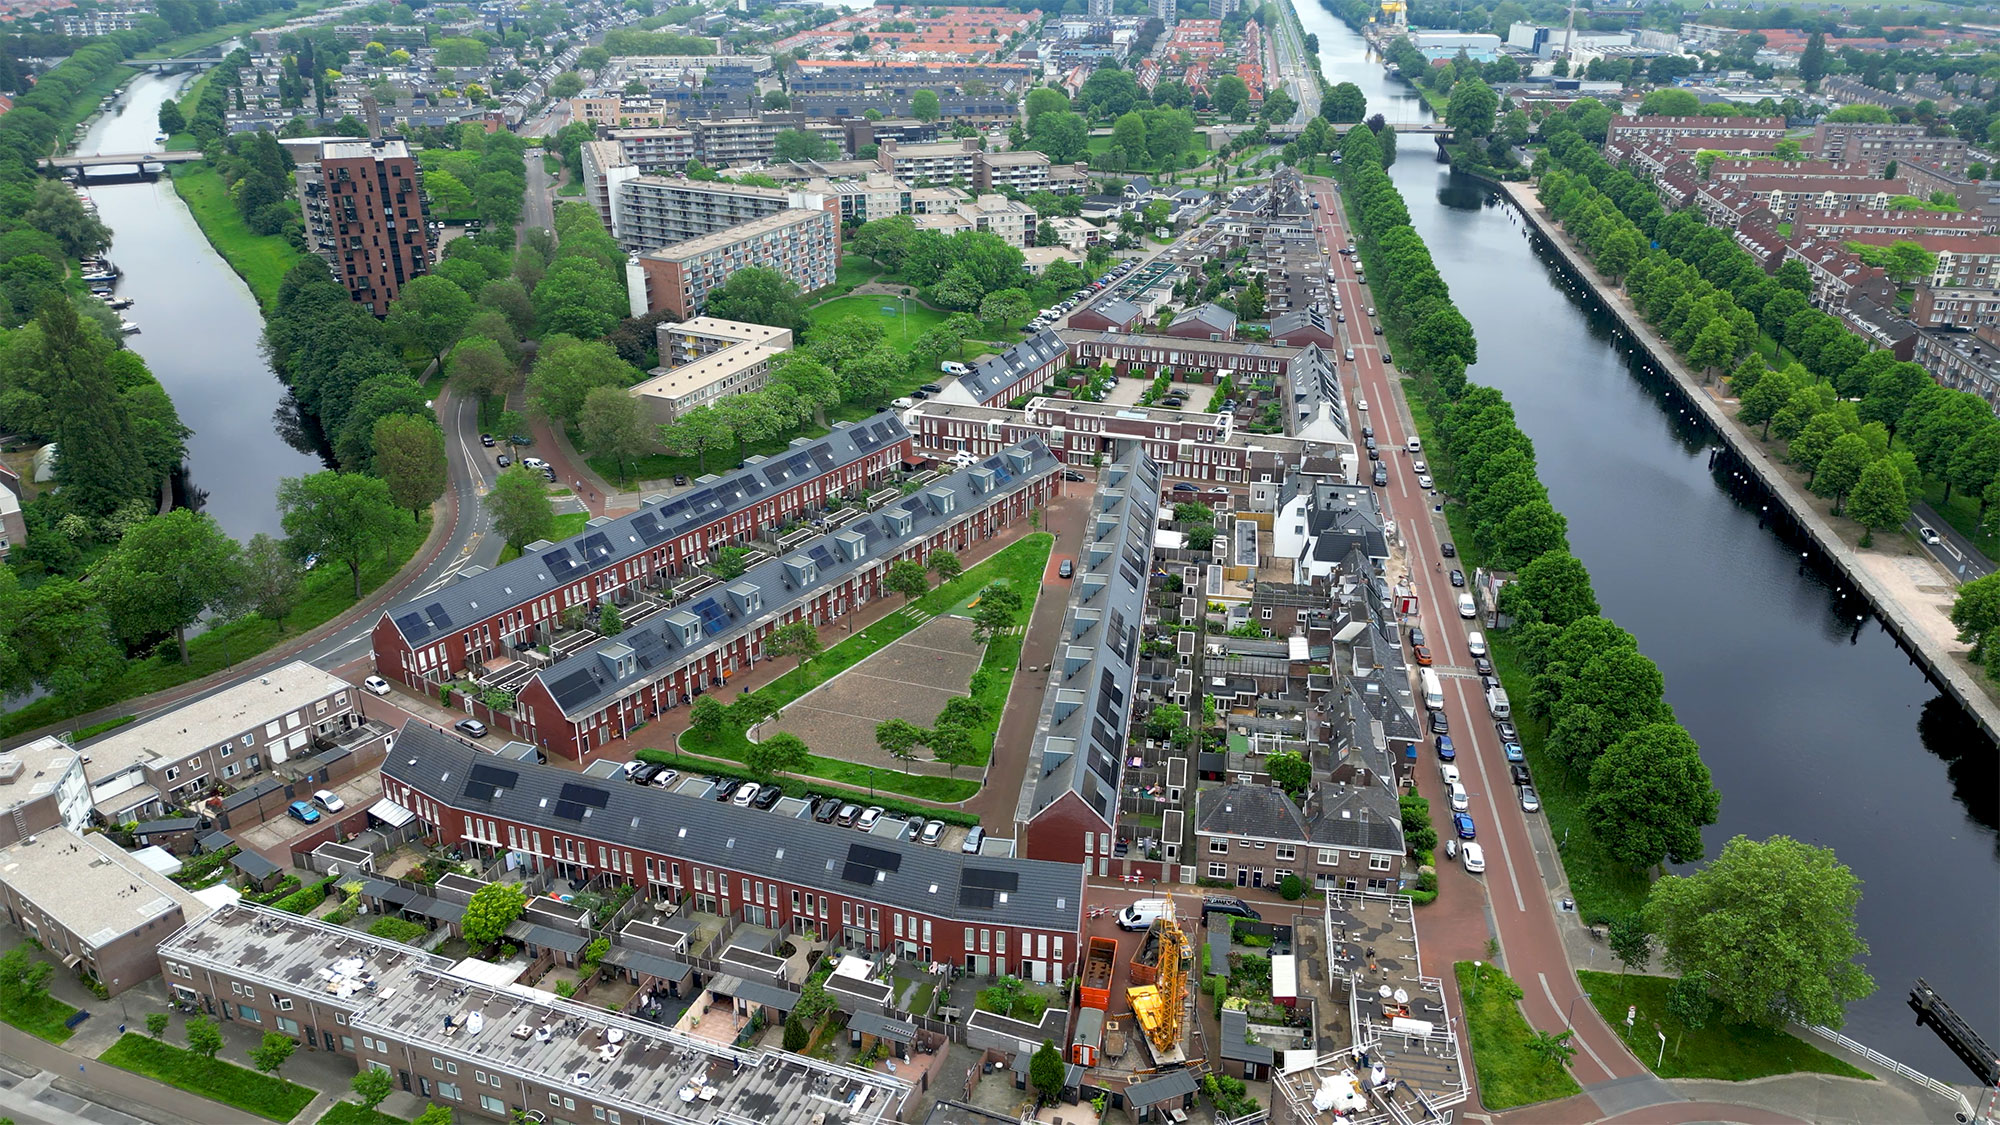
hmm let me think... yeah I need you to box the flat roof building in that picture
[0,736,91,849]
[631,317,796,424]
[1,827,209,994]
[631,207,840,319]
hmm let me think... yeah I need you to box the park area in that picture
[760,614,985,776]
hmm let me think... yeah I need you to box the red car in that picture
[1412,645,1433,667]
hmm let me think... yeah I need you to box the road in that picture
[1909,501,1994,582]
[1266,0,1320,124]
[523,143,559,241]
[1306,177,1655,1096]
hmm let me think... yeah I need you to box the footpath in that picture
[1499,180,2000,743]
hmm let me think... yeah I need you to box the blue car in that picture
[1502,741,1525,762]
[1435,735,1455,761]
[287,800,321,824]
[1453,811,1476,840]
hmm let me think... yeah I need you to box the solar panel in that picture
[840,862,877,886]
[547,549,579,577]
[548,668,602,711]
[631,512,659,538]
[559,782,611,809]
[553,800,586,821]
[741,475,764,496]
[396,612,430,639]
[810,446,835,472]
[961,868,1017,891]
[691,598,730,636]
[639,518,674,547]
[786,452,812,476]
[686,489,714,509]
[959,887,996,909]
[582,533,614,560]
[848,844,902,872]
[423,602,454,630]
[807,545,835,569]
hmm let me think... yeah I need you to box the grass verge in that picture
[0,517,429,740]
[170,162,306,310]
[1577,972,1872,1082]
[317,1103,409,1125]
[1455,962,1584,1111]
[99,1033,316,1122]
[499,511,590,564]
[1402,383,1651,923]
[653,533,1052,802]
[0,950,80,1044]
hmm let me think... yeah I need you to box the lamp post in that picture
[1565,991,1591,1028]
[1470,960,1482,1003]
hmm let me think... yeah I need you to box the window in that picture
[1208,862,1227,878]
[277,1016,299,1035]
[1275,845,1295,861]
[276,998,293,1011]
[1369,854,1393,871]
[1317,849,1337,865]
[438,1083,460,1101]
[479,1096,505,1114]
[237,1004,261,1022]
[1208,838,1228,854]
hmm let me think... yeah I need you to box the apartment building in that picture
[694,115,846,166]
[1,828,209,995]
[1912,285,2000,330]
[1783,238,1895,311]
[1813,122,1969,176]
[0,736,91,848]
[294,138,433,315]
[876,138,981,185]
[83,662,384,823]
[1707,158,1874,183]
[1696,175,1907,221]
[1793,207,1990,239]
[157,902,918,1124]
[1061,327,1306,383]
[372,415,913,689]
[484,443,1062,761]
[912,193,1037,248]
[606,126,700,171]
[1193,780,1405,894]
[628,317,794,424]
[1844,233,2000,287]
[1913,327,2000,407]
[973,150,1057,194]
[380,727,1086,977]
[1605,114,1786,149]
[631,207,839,319]
[608,175,829,254]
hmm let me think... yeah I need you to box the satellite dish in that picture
[1393,989,1408,1005]
[1378,985,1392,999]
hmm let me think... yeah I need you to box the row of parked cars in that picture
[619,761,985,851]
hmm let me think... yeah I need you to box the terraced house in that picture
[466,441,1061,761]
[371,416,912,692]
[379,725,1088,980]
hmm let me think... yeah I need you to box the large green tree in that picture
[461,883,528,946]
[38,301,151,515]
[278,471,406,598]
[704,267,808,334]
[1585,723,1720,871]
[577,385,654,479]
[529,335,631,422]
[485,464,556,549]
[372,413,447,518]
[94,510,243,664]
[1445,76,1499,138]
[385,275,475,371]
[1845,458,1909,545]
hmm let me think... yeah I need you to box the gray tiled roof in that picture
[1125,1069,1199,1105]
[381,413,909,646]
[954,330,1067,405]
[1170,303,1237,334]
[1270,307,1334,344]
[528,440,1057,719]
[1075,297,1140,327]
[1195,783,1306,842]
[1021,448,1161,829]
[1305,778,1405,853]
[1220,1008,1275,1065]
[385,724,1084,931]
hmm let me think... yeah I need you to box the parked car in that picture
[1503,741,1524,762]
[813,797,842,823]
[621,760,648,779]
[752,784,783,809]
[856,806,884,831]
[1441,542,1457,557]
[674,475,689,486]
[906,817,927,841]
[1372,466,1388,487]
[1059,559,1074,579]
[1496,721,1519,741]
[631,761,665,785]
[1417,473,1433,490]
[1173,482,1198,493]
[836,803,861,826]
[287,800,321,824]
[313,789,345,813]
[1412,645,1432,667]
[1062,471,1087,482]
[1452,812,1476,840]
[1438,763,1460,790]
[1461,842,1486,874]
[363,675,392,695]
[1509,763,1532,787]
[650,769,680,790]
[1435,735,1455,761]
[920,820,946,846]
[1519,786,1542,813]
[961,826,987,853]
[1449,569,1466,587]
[1202,896,1261,920]
[479,433,496,447]
[1449,783,1469,812]
[496,455,512,468]
[714,778,743,801]
[1473,656,1494,675]
[454,718,488,738]
[1428,709,1448,735]
[1408,627,1426,648]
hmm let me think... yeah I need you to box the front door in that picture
[1252,868,1264,889]
[1237,868,1247,887]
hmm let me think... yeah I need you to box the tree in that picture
[449,336,516,399]
[373,413,448,518]
[95,511,242,664]
[979,288,1033,330]
[158,99,186,136]
[1446,76,1499,138]
[1607,913,1654,975]
[529,335,630,423]
[1029,1040,1066,1105]
[1210,75,1250,118]
[1637,88,1701,117]
[0,571,123,702]
[1845,458,1909,545]
[24,180,110,259]
[1499,550,1598,629]
[928,550,963,582]
[1950,572,2000,665]
[704,267,807,334]
[280,472,405,598]
[577,386,654,479]
[461,883,529,947]
[424,168,473,214]
[927,722,979,774]
[38,300,151,515]
[911,89,941,122]
[1025,87,1070,120]
[774,128,832,162]
[147,1012,171,1040]
[1267,751,1310,796]
[1323,81,1367,123]
[185,1016,224,1060]
[1028,110,1089,164]
[1646,835,1875,1029]
[689,696,727,740]
[658,406,734,473]
[411,1106,453,1125]
[0,946,51,1005]
[876,718,924,767]
[1799,30,1828,85]
[251,1031,297,1078]
[766,620,822,673]
[884,558,930,603]
[968,582,1023,643]
[599,602,624,637]
[1524,1029,1577,1073]
[745,732,810,779]
[1239,277,1266,321]
[385,275,475,370]
[485,464,556,550]
[1811,434,1872,513]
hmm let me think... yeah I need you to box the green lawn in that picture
[1084,134,1211,174]
[99,1033,316,1122]
[54,66,136,149]
[317,1102,409,1125]
[806,295,955,353]
[0,950,80,1044]
[653,534,1053,803]
[1455,962,1584,1110]
[1402,384,1652,923]
[582,420,835,488]
[171,163,307,310]
[0,517,430,740]
[811,259,881,302]
[1577,972,1873,1082]
[499,511,590,564]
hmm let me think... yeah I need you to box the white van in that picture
[1465,631,1487,658]
[940,361,969,376]
[1487,687,1512,720]
[1419,668,1444,710]
[1458,593,1477,619]
[1117,898,1172,931]
[1407,436,1421,453]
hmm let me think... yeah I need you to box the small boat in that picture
[82,272,117,284]
[119,319,140,335]
[107,296,133,310]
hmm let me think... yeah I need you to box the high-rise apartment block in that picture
[294,138,433,315]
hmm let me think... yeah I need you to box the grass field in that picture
[1455,962,1584,1110]
[655,534,1052,802]
[171,163,307,310]
[0,948,80,1044]
[317,1104,409,1125]
[499,511,590,564]
[1576,972,1873,1082]
[1084,135,1211,174]
[0,517,430,741]
[806,296,954,352]
[100,1033,316,1122]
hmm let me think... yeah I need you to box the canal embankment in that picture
[1500,179,2000,742]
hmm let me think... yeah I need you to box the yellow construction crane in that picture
[1126,896,1187,1054]
[1380,0,1406,26]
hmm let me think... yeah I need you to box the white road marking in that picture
[1538,971,1616,1079]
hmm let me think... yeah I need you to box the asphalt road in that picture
[523,143,559,239]
[1908,501,1994,582]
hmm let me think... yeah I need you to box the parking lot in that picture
[634,770,974,852]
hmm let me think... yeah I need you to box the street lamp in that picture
[1470,960,1482,1003]
[1565,991,1591,1027]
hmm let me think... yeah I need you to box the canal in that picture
[75,70,324,541]
[1295,1,2000,1076]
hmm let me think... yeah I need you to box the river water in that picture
[1295,1,2000,1078]
[75,71,324,541]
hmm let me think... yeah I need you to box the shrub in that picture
[1278,874,1305,900]
[270,877,336,915]
[367,916,429,944]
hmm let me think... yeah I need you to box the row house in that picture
[1784,239,1895,312]
[1843,295,1920,361]
[83,661,384,823]
[156,902,917,1124]
[1604,114,1786,149]
[1896,160,2000,225]
[1912,285,2000,330]
[1793,207,1990,239]
[1605,131,1776,170]
[496,443,1061,762]
[933,329,1071,407]
[372,416,912,690]
[1695,182,1795,228]
[1912,327,2000,407]
[1192,778,1405,895]
[1060,328,1306,383]
[1845,232,2000,287]
[1811,122,1969,176]
[1711,175,1910,220]
[1733,217,1789,272]
[1019,451,1164,877]
[381,724,1086,980]
[1709,158,1874,183]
